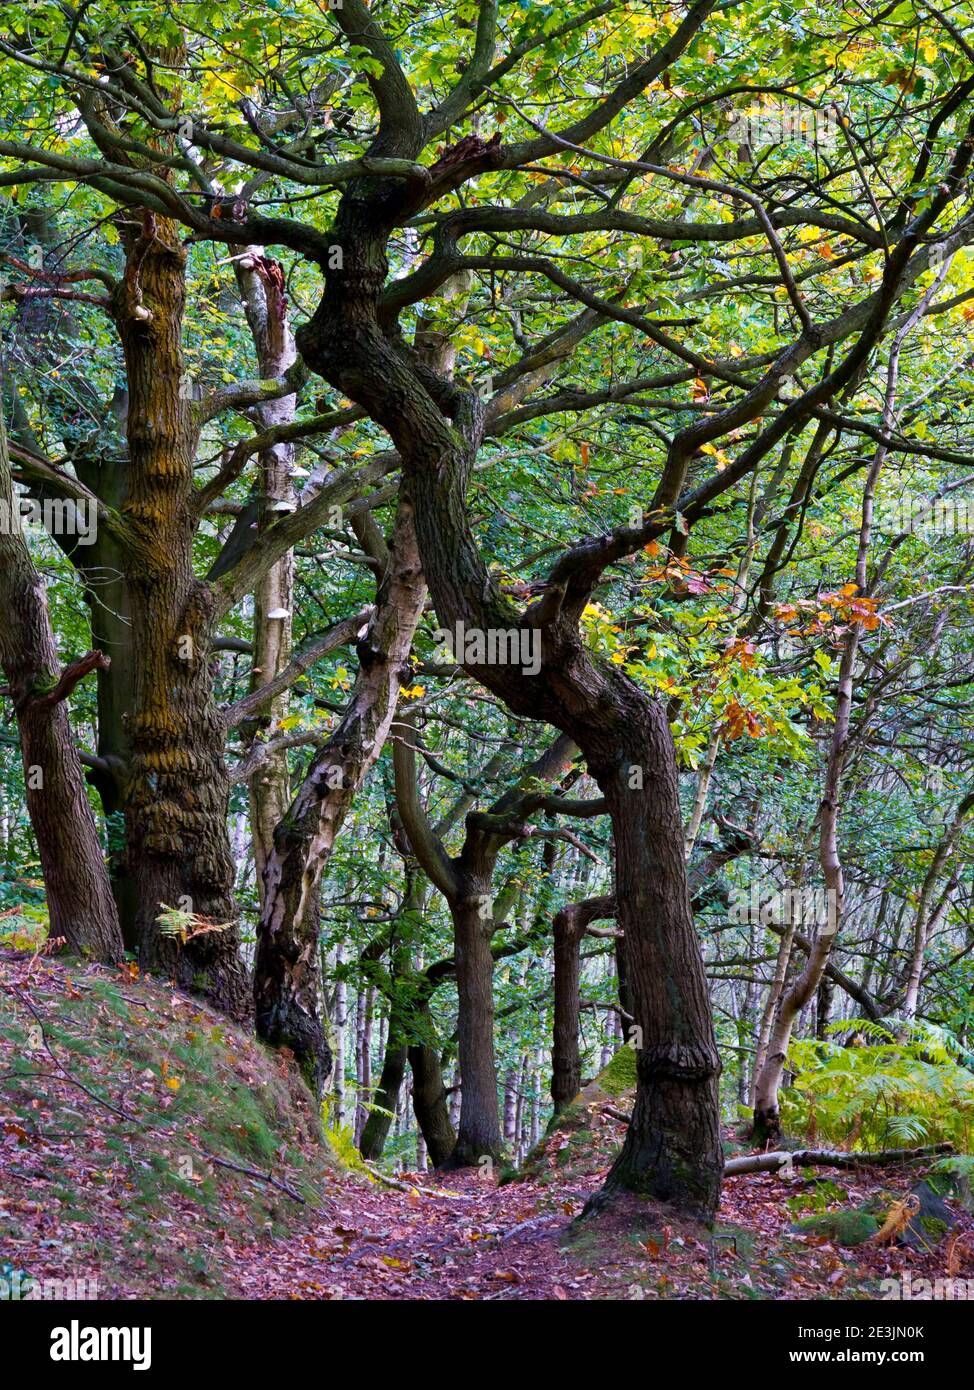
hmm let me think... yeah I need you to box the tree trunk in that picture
[552,905,582,1114]
[446,894,502,1165]
[552,894,616,1112]
[332,942,348,1125]
[359,1024,408,1159]
[750,895,799,1109]
[115,211,247,1017]
[72,474,138,944]
[354,986,373,1145]
[254,495,425,1093]
[6,207,138,940]
[409,1024,456,1168]
[901,793,973,1024]
[594,726,722,1217]
[0,401,124,964]
[530,1044,543,1149]
[514,1054,529,1161]
[297,210,723,1217]
[815,974,834,1040]
[503,1065,518,1147]
[234,250,297,903]
[725,1143,954,1177]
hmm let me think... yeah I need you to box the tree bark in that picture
[552,894,616,1113]
[253,494,425,1093]
[594,731,723,1216]
[0,397,124,964]
[409,1016,457,1168]
[447,893,502,1165]
[359,993,408,1159]
[115,211,247,1017]
[233,250,297,902]
[725,1143,954,1177]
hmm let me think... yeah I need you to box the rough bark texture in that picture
[115,212,247,1017]
[408,1017,457,1168]
[446,893,502,1165]
[0,399,124,964]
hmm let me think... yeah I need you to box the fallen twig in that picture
[362,1160,474,1200]
[724,1143,954,1176]
[601,1106,632,1125]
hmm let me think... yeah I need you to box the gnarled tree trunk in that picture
[298,210,724,1217]
[115,212,247,1017]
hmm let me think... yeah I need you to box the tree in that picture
[3,0,974,1220]
[0,384,123,963]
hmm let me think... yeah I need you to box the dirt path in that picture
[219,1169,591,1300]
[219,1159,974,1300]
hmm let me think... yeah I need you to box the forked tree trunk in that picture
[2,207,138,942]
[0,403,124,964]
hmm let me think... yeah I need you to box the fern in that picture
[782,1022,974,1151]
[157,904,232,945]
[322,1120,371,1176]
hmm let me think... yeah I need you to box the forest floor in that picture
[2,949,973,1301]
[214,1160,974,1301]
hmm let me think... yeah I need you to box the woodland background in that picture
[1,0,974,1300]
